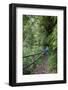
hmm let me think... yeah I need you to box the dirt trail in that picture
[32,55,48,74]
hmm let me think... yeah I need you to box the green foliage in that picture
[23,15,57,74]
[48,53,57,73]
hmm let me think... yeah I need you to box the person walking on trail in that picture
[43,46,49,56]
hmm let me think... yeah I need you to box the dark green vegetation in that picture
[23,15,57,75]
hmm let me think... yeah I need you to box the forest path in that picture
[32,55,48,74]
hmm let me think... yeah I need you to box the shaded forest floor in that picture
[32,55,48,74]
[32,55,57,74]
[23,53,57,75]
